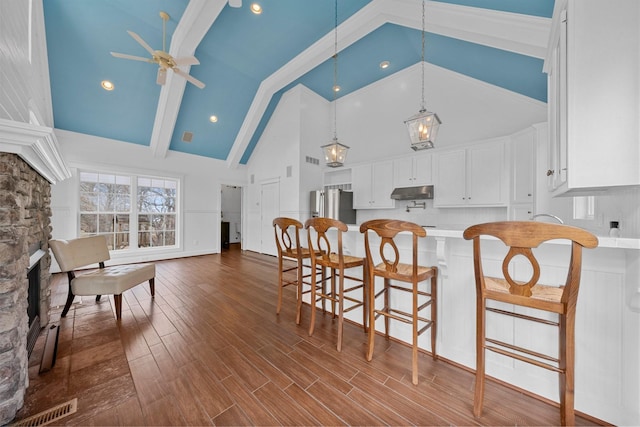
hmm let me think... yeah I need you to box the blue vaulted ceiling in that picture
[43,0,554,165]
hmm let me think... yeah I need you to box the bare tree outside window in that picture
[137,178,177,248]
[79,171,178,251]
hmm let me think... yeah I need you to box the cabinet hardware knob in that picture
[546,169,554,176]
[527,193,532,196]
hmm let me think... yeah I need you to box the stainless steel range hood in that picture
[390,185,434,200]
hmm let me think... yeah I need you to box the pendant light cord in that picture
[333,0,338,140]
[420,0,426,112]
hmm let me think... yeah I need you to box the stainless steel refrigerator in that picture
[310,189,356,224]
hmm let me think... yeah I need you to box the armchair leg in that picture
[61,284,75,318]
[149,278,155,297]
[113,294,123,320]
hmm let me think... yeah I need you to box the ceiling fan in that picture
[110,11,205,89]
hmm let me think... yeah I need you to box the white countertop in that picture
[348,224,640,250]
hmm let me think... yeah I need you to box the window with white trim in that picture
[79,171,178,250]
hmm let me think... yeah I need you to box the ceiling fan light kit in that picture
[110,11,205,89]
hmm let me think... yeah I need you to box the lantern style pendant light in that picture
[404,0,441,151]
[322,0,349,167]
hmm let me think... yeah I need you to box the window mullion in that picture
[130,177,139,248]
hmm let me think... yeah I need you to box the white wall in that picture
[244,85,330,253]
[50,129,247,269]
[336,62,547,164]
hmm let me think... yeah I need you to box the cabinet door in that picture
[434,150,466,206]
[413,154,432,185]
[370,161,395,208]
[510,204,533,221]
[547,8,567,191]
[512,130,534,204]
[351,164,372,209]
[394,154,432,187]
[393,157,414,188]
[467,142,505,205]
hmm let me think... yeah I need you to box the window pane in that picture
[116,195,130,211]
[165,231,175,246]
[138,231,151,248]
[80,192,98,211]
[165,214,176,230]
[98,214,115,233]
[80,214,97,235]
[114,232,129,250]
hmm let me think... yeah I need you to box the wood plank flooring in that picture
[15,245,602,426]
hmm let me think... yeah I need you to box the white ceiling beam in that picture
[149,0,227,158]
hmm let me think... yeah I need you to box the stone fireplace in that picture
[0,120,70,425]
[0,153,53,423]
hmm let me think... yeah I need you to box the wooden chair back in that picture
[359,219,426,276]
[304,217,348,263]
[272,217,304,260]
[463,221,598,309]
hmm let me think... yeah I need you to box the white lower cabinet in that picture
[352,161,395,209]
[434,140,507,207]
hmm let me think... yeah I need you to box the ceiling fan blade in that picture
[127,30,155,56]
[173,68,205,89]
[173,56,200,66]
[111,52,154,63]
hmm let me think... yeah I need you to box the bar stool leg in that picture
[295,259,303,325]
[412,279,419,385]
[362,264,368,332]
[309,266,318,336]
[383,278,390,338]
[366,271,375,361]
[560,312,576,426]
[474,296,486,418]
[337,271,345,352]
[276,257,284,315]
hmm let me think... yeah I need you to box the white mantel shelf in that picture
[0,118,71,184]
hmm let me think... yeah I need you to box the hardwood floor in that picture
[16,245,601,426]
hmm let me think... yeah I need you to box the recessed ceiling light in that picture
[379,61,390,69]
[209,115,218,123]
[333,85,341,93]
[250,3,262,14]
[101,80,114,91]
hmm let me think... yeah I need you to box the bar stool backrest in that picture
[359,219,426,275]
[273,217,304,260]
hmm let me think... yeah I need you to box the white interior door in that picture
[260,180,279,256]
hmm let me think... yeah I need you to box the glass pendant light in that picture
[322,0,349,167]
[404,0,441,151]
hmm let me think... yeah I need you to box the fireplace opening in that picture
[27,243,44,358]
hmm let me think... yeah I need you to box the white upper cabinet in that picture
[434,139,507,207]
[393,154,432,188]
[511,128,535,204]
[352,161,395,209]
[544,0,640,195]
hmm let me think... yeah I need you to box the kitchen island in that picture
[333,224,640,426]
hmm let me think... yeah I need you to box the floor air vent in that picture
[11,398,77,427]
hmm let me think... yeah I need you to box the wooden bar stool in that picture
[305,217,367,352]
[359,219,438,385]
[272,217,317,325]
[463,221,598,426]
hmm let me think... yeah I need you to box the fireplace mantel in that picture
[0,118,71,184]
